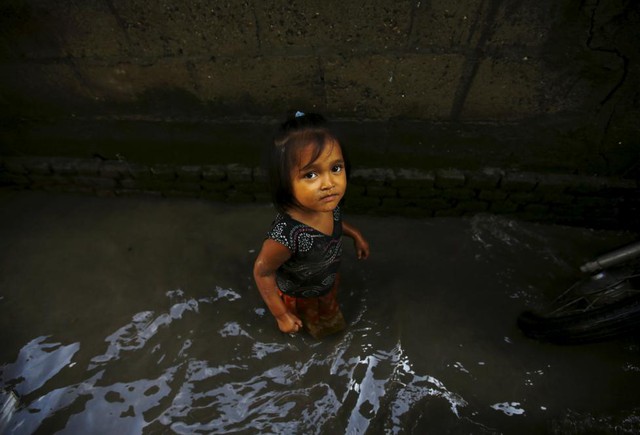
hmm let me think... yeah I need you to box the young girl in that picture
[253,112,370,338]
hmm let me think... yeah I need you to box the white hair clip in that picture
[295,111,305,118]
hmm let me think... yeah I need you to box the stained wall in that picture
[0,1,638,176]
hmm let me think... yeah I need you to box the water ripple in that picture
[0,336,79,396]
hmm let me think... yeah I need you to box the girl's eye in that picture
[332,164,343,173]
[303,172,317,179]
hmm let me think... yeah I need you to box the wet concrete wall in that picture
[0,1,638,228]
[1,1,638,174]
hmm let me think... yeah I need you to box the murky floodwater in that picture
[1,190,639,434]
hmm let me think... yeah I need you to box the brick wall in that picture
[2,156,637,230]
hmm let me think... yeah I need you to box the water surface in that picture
[1,191,639,434]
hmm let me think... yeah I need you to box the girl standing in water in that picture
[253,112,370,338]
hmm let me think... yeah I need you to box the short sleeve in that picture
[266,215,293,250]
[266,214,318,254]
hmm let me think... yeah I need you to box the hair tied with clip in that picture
[294,111,305,118]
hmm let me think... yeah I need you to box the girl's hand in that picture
[342,221,370,260]
[276,311,303,334]
[354,236,370,260]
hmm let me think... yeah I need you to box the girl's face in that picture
[290,140,346,214]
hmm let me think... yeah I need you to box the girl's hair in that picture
[266,112,349,213]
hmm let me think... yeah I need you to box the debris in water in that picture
[491,402,525,416]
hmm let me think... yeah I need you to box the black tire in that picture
[517,294,640,344]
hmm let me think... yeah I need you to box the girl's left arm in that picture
[342,220,370,260]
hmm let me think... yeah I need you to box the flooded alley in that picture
[1,190,639,434]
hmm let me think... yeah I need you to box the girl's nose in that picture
[320,174,334,190]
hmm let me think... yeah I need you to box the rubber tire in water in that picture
[517,294,640,344]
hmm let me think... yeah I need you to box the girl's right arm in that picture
[253,239,303,333]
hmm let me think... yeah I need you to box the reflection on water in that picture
[2,337,79,397]
[0,289,469,434]
[0,194,639,433]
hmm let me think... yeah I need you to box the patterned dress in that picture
[267,207,347,338]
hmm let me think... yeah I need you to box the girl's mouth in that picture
[320,193,340,202]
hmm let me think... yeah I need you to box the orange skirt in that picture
[280,279,346,339]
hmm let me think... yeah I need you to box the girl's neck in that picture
[286,207,334,235]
